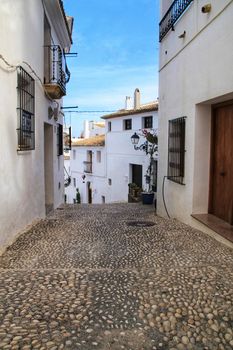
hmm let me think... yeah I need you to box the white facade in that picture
[66,92,158,204]
[157,0,233,236]
[0,0,72,250]
[66,140,107,204]
[104,108,158,203]
[82,120,105,138]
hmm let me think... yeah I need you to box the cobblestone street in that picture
[0,203,233,350]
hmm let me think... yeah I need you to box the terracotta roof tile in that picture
[72,134,105,147]
[101,102,158,120]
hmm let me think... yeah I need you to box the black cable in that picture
[63,110,117,113]
[162,176,170,218]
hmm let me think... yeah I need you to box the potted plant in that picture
[76,188,81,204]
[140,130,158,205]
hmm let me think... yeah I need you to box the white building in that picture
[67,89,158,204]
[102,89,158,203]
[0,0,73,250]
[157,0,233,243]
[66,135,106,204]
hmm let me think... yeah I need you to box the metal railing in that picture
[44,45,70,95]
[159,0,193,42]
[83,161,93,174]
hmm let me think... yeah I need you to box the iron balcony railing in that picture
[159,0,193,42]
[83,161,93,174]
[44,45,70,97]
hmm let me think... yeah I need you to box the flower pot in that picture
[141,192,154,205]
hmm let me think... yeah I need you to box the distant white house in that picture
[157,0,233,243]
[0,0,73,250]
[66,134,106,204]
[66,89,158,204]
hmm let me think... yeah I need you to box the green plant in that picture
[76,188,81,204]
[142,129,158,192]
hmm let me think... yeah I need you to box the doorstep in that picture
[192,213,233,243]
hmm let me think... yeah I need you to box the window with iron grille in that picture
[57,124,63,156]
[17,66,35,151]
[123,119,132,130]
[167,117,186,184]
[143,116,153,129]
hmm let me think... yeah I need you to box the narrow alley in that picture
[0,204,232,350]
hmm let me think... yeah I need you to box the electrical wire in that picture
[63,110,117,114]
[0,53,58,105]
[162,176,170,218]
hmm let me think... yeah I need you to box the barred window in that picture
[123,119,132,130]
[143,116,153,129]
[17,67,35,151]
[167,117,186,184]
[57,124,63,156]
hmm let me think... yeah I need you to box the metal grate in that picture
[159,0,193,42]
[126,221,156,227]
[167,117,186,184]
[57,124,63,156]
[17,66,35,151]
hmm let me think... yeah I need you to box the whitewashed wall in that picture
[105,111,158,202]
[67,111,158,204]
[0,0,69,250]
[157,0,233,226]
[67,146,107,204]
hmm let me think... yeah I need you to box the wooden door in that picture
[209,103,233,224]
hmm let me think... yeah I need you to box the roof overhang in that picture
[44,0,73,50]
[101,105,158,120]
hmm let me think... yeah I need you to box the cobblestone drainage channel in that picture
[126,220,156,227]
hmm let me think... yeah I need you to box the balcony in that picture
[83,161,93,174]
[44,45,70,99]
[159,0,193,42]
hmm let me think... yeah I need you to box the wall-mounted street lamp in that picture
[131,132,148,153]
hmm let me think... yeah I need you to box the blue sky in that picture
[63,0,159,137]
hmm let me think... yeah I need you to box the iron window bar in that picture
[143,116,153,129]
[159,0,193,42]
[44,45,70,95]
[167,117,186,185]
[57,124,63,156]
[16,66,35,151]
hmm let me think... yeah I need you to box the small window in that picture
[97,150,101,163]
[108,178,112,186]
[57,124,63,156]
[73,178,76,187]
[73,149,76,160]
[167,117,186,184]
[143,116,153,129]
[123,119,132,130]
[17,67,35,151]
[108,121,112,132]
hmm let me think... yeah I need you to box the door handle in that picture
[220,172,226,176]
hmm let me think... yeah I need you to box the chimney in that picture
[125,96,131,110]
[83,120,90,138]
[134,88,140,109]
